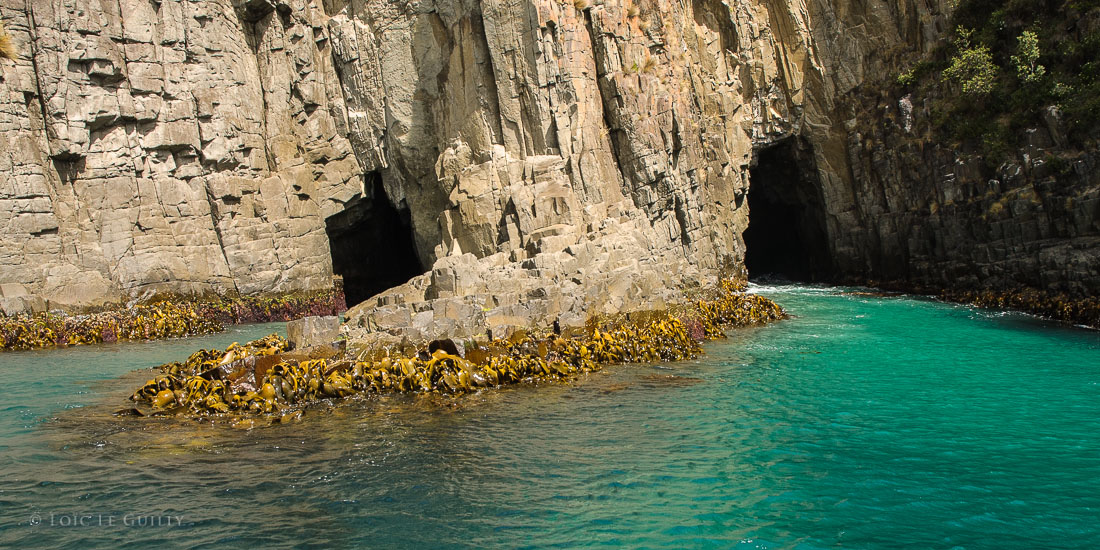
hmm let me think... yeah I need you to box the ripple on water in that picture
[1,294,1099,549]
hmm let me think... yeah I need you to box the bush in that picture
[895,60,936,89]
[908,0,1100,160]
[1011,30,1046,83]
[942,27,998,95]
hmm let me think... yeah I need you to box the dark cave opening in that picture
[742,137,832,281]
[325,173,424,308]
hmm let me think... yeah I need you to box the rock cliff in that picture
[8,0,1092,339]
[828,89,1100,298]
[818,2,1100,301]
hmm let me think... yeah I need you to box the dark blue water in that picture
[0,286,1097,549]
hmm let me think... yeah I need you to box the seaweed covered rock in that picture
[941,287,1100,329]
[125,280,786,421]
[0,289,344,352]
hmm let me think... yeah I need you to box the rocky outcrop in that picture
[0,282,45,316]
[1,0,363,307]
[824,92,1100,297]
[333,0,962,344]
[286,314,338,349]
[22,1,1091,342]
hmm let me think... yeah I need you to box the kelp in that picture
[0,289,345,351]
[846,277,1100,330]
[941,287,1100,329]
[126,279,786,421]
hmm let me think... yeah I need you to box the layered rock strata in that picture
[13,1,1089,343]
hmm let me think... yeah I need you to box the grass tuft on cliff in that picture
[0,20,16,61]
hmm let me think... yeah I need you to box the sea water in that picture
[0,285,1097,549]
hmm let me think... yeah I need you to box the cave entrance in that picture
[325,173,424,307]
[742,137,832,281]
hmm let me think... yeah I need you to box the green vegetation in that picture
[942,27,998,95]
[896,60,934,87]
[1011,30,1047,83]
[895,0,1100,163]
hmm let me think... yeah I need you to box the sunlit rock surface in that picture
[4,0,1093,341]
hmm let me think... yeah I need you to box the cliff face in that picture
[22,1,1073,338]
[827,90,1100,297]
[1,0,363,307]
[815,1,1100,300]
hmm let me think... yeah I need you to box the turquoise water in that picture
[0,286,1097,549]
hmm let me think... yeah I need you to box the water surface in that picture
[0,287,1097,549]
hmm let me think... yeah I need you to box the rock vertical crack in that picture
[202,181,240,295]
[581,8,629,192]
[472,11,505,146]
[23,4,56,153]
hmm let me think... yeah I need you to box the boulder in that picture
[287,316,341,350]
[0,284,47,316]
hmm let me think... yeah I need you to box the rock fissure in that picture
[203,179,241,296]
[23,4,54,154]
[580,7,628,194]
